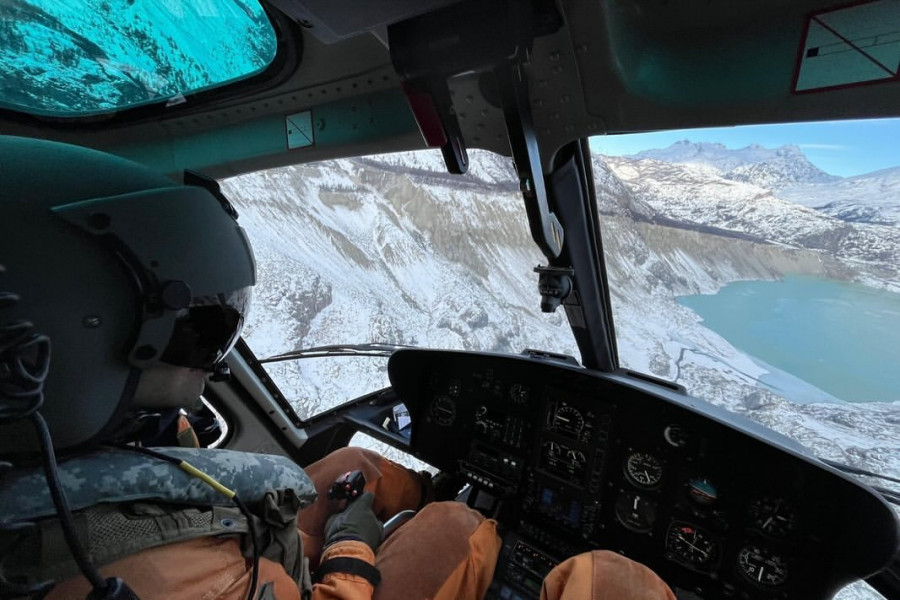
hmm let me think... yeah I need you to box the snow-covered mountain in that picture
[222,151,573,420]
[602,155,900,280]
[221,149,898,599]
[778,166,900,226]
[628,140,900,227]
[632,141,838,188]
[3,1,273,114]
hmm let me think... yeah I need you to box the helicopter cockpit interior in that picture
[1,0,899,599]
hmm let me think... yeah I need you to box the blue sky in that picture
[589,118,900,178]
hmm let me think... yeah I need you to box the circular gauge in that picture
[663,424,689,448]
[666,523,719,568]
[550,404,585,437]
[624,451,664,489]
[687,478,718,506]
[615,491,657,533]
[544,440,561,457]
[566,449,586,466]
[509,383,530,404]
[748,497,798,538]
[737,545,788,587]
[428,395,456,426]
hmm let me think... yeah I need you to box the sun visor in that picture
[53,186,256,368]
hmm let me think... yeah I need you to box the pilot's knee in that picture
[544,550,676,600]
[591,550,675,598]
[417,500,489,534]
[374,502,501,600]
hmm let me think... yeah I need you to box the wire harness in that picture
[0,270,137,599]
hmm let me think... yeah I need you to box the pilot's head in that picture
[0,136,256,455]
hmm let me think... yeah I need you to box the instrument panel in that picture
[388,349,898,600]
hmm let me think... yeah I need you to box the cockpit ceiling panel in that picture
[517,0,900,150]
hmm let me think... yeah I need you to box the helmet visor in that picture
[159,287,252,370]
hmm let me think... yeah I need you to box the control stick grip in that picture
[327,470,366,502]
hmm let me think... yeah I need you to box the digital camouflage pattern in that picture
[0,447,317,522]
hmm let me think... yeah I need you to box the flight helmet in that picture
[0,136,256,455]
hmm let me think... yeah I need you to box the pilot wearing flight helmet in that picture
[0,136,674,600]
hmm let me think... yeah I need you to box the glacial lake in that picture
[677,275,900,404]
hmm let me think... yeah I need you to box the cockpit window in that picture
[593,123,899,600]
[0,0,276,117]
[592,126,899,453]
[221,150,580,420]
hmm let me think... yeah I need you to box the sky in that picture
[588,118,900,178]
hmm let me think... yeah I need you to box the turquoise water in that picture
[677,276,900,404]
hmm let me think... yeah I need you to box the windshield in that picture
[0,0,276,117]
[221,150,580,420]
[224,125,898,598]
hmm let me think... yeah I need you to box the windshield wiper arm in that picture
[259,343,416,364]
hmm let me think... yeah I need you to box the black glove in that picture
[324,491,383,552]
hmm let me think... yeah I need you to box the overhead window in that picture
[0,0,277,117]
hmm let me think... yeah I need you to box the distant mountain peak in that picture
[631,141,836,188]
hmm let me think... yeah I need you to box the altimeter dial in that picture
[624,451,664,489]
[737,545,788,587]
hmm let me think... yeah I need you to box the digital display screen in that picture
[521,576,541,594]
[539,487,582,527]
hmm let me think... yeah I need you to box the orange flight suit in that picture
[45,447,675,600]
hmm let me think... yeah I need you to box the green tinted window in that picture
[1,1,277,117]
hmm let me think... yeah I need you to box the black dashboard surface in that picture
[387,349,899,600]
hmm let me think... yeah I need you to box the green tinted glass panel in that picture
[1,0,277,117]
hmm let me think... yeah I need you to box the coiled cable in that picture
[0,273,121,598]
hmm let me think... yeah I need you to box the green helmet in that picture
[0,136,256,454]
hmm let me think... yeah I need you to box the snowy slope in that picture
[603,155,900,282]
[629,140,900,229]
[222,151,575,419]
[3,0,273,114]
[778,166,900,226]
